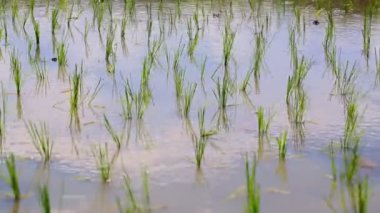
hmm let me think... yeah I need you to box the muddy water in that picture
[0,0,380,212]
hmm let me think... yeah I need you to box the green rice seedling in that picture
[93,143,112,183]
[343,0,354,12]
[69,65,82,126]
[294,90,307,124]
[241,69,254,93]
[253,30,266,80]
[342,102,359,149]
[105,28,115,64]
[198,107,217,138]
[286,76,293,105]
[333,61,357,97]
[0,84,6,146]
[376,48,380,83]
[357,176,369,213]
[38,184,50,213]
[257,106,271,138]
[194,130,207,169]
[121,13,127,39]
[277,131,288,160]
[32,19,40,46]
[88,79,103,107]
[56,43,67,68]
[10,50,22,96]
[324,10,335,49]
[245,154,260,213]
[362,9,372,59]
[25,121,53,162]
[200,57,207,82]
[0,154,21,201]
[11,0,18,21]
[188,30,199,59]
[121,80,134,120]
[181,83,197,118]
[117,175,139,212]
[117,171,151,213]
[174,68,185,99]
[30,0,36,14]
[223,25,235,67]
[288,27,298,68]
[103,115,122,150]
[51,8,59,35]
[193,107,217,169]
[214,70,232,110]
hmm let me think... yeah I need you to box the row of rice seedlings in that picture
[25,121,53,162]
[257,106,271,139]
[104,115,123,150]
[0,154,21,201]
[277,131,288,160]
[181,83,197,118]
[116,172,151,212]
[10,50,22,97]
[245,154,260,213]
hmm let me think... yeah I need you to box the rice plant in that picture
[342,101,359,149]
[253,30,266,80]
[69,65,82,126]
[223,25,235,67]
[25,121,53,162]
[32,19,40,46]
[277,131,288,160]
[0,84,6,146]
[245,154,260,213]
[56,43,67,68]
[0,154,21,201]
[51,8,59,35]
[121,80,134,120]
[116,171,151,213]
[10,50,22,96]
[38,184,50,213]
[181,83,197,118]
[105,28,115,64]
[357,176,369,213]
[193,107,217,169]
[174,68,185,99]
[376,48,380,83]
[362,9,372,59]
[257,106,271,138]
[93,143,112,183]
[103,115,122,150]
[214,71,231,110]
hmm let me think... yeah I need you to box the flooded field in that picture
[0,0,380,212]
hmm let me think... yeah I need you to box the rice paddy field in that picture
[1,0,380,212]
